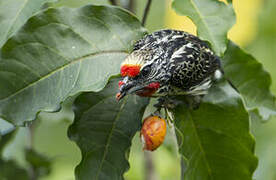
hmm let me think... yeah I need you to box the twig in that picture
[28,122,38,180]
[109,0,117,5]
[119,0,135,13]
[127,0,135,13]
[28,122,35,149]
[144,151,158,180]
[142,0,152,26]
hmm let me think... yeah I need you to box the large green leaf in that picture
[68,78,149,180]
[173,80,258,179]
[0,0,57,47]
[0,5,146,125]
[172,0,235,56]
[222,41,276,121]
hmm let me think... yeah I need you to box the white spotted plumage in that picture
[120,29,222,97]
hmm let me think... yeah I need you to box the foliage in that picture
[222,41,276,121]
[0,159,29,180]
[173,80,258,179]
[0,0,57,47]
[0,131,29,179]
[0,131,52,179]
[0,0,275,180]
[0,5,146,125]
[172,0,235,56]
[69,78,149,179]
[25,148,52,178]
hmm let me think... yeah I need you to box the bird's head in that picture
[116,50,162,101]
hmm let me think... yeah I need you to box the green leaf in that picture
[0,132,51,179]
[0,130,15,155]
[0,118,15,136]
[25,148,52,177]
[172,0,235,56]
[68,78,149,180]
[173,80,258,179]
[0,159,29,180]
[0,5,146,125]
[0,131,29,180]
[0,0,57,47]
[222,41,276,121]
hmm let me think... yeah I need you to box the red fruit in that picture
[140,115,167,151]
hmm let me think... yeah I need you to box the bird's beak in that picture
[116,77,144,101]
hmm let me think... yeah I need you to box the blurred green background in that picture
[2,0,276,179]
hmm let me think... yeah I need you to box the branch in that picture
[109,0,117,5]
[142,0,152,26]
[127,0,135,13]
[28,123,38,180]
[144,151,158,180]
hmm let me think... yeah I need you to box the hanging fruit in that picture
[140,115,167,151]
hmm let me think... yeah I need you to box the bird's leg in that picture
[154,95,203,111]
[153,96,166,111]
[154,96,183,111]
[153,97,175,127]
[153,95,203,124]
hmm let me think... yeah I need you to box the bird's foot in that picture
[154,95,203,111]
[184,95,203,110]
[153,96,182,111]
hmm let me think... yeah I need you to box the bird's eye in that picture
[141,66,151,77]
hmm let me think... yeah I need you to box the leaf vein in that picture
[95,97,128,180]
[0,50,127,102]
[187,111,214,179]
[189,0,217,47]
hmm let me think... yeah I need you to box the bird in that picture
[116,29,222,109]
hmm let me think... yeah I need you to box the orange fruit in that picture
[140,115,167,151]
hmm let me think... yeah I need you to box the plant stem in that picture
[109,0,117,5]
[144,151,158,180]
[142,0,152,26]
[28,122,38,180]
[127,0,135,13]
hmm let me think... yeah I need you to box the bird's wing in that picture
[169,38,220,91]
[133,30,187,51]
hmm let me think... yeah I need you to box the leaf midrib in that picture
[95,96,128,180]
[188,0,217,49]
[0,50,127,102]
[186,111,214,179]
[1,0,28,45]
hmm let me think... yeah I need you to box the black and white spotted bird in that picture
[116,29,223,107]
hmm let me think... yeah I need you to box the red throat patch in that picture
[120,65,141,77]
[147,82,160,89]
[136,82,160,97]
